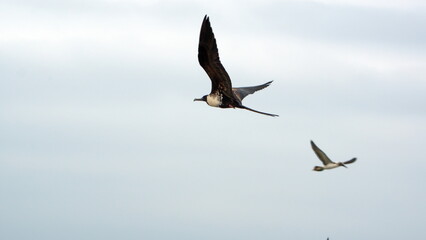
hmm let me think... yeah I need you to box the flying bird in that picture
[310,140,357,171]
[194,15,278,117]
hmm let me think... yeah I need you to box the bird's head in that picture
[313,166,324,171]
[193,95,207,103]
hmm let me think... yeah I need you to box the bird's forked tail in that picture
[240,105,278,117]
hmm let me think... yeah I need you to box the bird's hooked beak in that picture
[194,95,207,102]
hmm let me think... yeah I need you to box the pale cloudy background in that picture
[1,0,426,239]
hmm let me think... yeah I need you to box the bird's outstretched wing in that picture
[343,158,357,165]
[310,140,333,165]
[198,15,233,98]
[233,81,273,101]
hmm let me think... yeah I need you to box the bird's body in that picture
[310,140,357,171]
[320,162,342,170]
[206,93,223,107]
[194,15,278,117]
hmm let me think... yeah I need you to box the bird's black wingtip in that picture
[201,15,211,29]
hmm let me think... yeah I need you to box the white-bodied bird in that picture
[310,140,357,171]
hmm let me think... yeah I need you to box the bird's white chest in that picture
[206,94,222,107]
[324,163,340,169]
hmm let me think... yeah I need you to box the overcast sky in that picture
[1,0,426,239]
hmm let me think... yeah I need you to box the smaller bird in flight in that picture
[194,15,278,117]
[310,140,357,171]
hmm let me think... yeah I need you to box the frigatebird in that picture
[194,15,278,117]
[310,140,357,171]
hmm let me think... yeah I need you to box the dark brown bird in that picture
[194,15,278,117]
